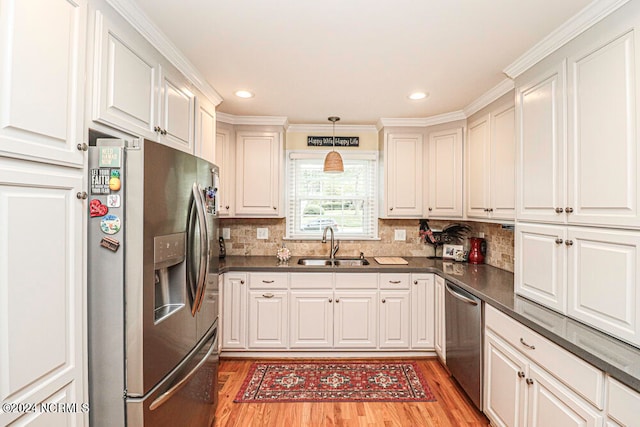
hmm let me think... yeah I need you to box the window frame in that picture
[285,150,380,240]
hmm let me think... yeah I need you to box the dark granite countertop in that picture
[219,255,640,392]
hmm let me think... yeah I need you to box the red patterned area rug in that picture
[234,361,436,403]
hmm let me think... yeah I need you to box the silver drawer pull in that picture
[262,293,274,298]
[520,338,535,350]
[262,280,275,283]
[389,280,402,284]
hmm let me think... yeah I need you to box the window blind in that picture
[286,151,378,239]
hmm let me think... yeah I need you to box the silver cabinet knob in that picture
[555,207,564,213]
[240,280,245,285]
[328,298,333,303]
[335,298,340,303]
[413,280,418,285]
[565,207,574,213]
[381,299,386,303]
[225,205,230,210]
[526,378,534,385]
[555,238,563,244]
[76,192,87,200]
[273,206,277,210]
[77,143,88,151]
[389,207,394,211]
[154,126,162,133]
[517,371,525,378]
[565,240,574,246]
[428,207,433,211]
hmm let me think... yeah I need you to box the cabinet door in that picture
[0,159,84,426]
[385,133,423,217]
[491,105,516,220]
[235,131,281,216]
[467,115,491,218]
[215,127,234,216]
[334,291,377,348]
[434,275,446,361]
[248,291,288,349]
[289,291,333,348]
[410,274,435,349]
[221,274,247,349]
[566,227,640,347]
[567,30,640,228]
[484,331,528,427]
[0,0,86,167]
[157,66,195,153]
[515,223,567,313]
[195,97,216,164]
[427,128,463,217]
[527,365,603,427]
[379,291,410,349]
[93,10,158,139]
[516,62,566,223]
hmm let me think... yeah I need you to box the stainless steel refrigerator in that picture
[87,137,220,426]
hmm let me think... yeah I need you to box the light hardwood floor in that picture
[214,358,490,426]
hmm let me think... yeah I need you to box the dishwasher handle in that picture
[445,283,479,306]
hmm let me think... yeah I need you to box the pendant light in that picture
[323,116,344,173]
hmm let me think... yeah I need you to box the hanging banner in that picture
[307,136,359,147]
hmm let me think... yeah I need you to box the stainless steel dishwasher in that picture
[445,280,483,410]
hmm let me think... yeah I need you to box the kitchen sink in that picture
[297,258,370,266]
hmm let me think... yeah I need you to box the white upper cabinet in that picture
[196,96,217,164]
[466,115,491,218]
[383,132,424,217]
[235,130,283,216]
[215,126,234,216]
[426,127,464,218]
[517,21,640,228]
[156,66,195,153]
[566,30,640,228]
[490,105,516,219]
[516,61,566,223]
[0,0,86,167]
[92,8,201,154]
[93,9,157,138]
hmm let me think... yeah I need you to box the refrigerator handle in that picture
[195,185,211,313]
[190,183,208,316]
[148,328,218,411]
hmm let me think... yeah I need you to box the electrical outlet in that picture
[222,228,231,240]
[394,229,406,241]
[257,228,269,239]
[478,232,485,238]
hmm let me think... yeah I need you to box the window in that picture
[287,151,378,239]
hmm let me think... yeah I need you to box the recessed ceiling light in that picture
[235,90,254,99]
[408,92,428,100]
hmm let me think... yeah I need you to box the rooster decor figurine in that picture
[419,219,471,258]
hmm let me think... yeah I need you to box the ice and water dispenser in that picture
[153,232,186,323]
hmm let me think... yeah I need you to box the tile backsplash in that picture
[219,218,514,272]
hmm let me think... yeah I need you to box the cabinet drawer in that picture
[485,305,604,409]
[607,377,640,426]
[379,273,410,290]
[248,272,288,289]
[335,273,378,289]
[290,273,332,289]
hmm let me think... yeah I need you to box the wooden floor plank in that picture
[213,358,489,427]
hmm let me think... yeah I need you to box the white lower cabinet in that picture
[434,275,446,361]
[221,273,247,349]
[379,291,410,349]
[334,291,378,348]
[484,305,605,427]
[410,274,435,349]
[607,377,640,427]
[248,291,288,348]
[222,271,436,352]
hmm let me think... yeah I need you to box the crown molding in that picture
[106,0,223,105]
[287,124,379,133]
[503,0,630,79]
[463,78,514,117]
[377,110,467,129]
[216,112,289,127]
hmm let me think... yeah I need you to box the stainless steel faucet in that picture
[322,226,339,261]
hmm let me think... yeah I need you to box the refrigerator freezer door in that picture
[127,323,219,427]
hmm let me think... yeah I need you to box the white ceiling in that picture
[132,0,592,125]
